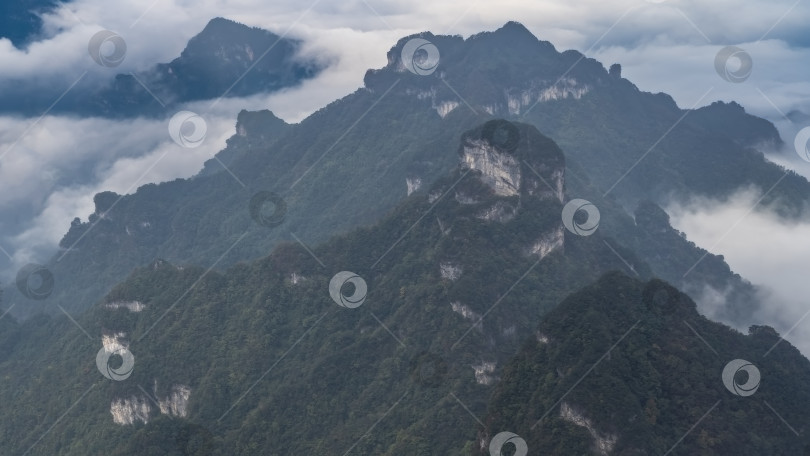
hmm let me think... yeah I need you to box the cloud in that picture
[3,0,809,122]
[668,188,810,356]
[592,38,810,121]
[0,98,249,274]
[760,121,810,184]
[4,0,809,94]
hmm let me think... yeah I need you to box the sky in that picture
[1,0,810,352]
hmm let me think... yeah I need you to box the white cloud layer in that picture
[1,108,235,268]
[3,0,809,116]
[669,188,810,356]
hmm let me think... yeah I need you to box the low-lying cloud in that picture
[4,0,809,117]
[0,109,231,273]
[668,187,810,356]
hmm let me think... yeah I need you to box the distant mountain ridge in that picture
[367,22,793,210]
[0,17,324,117]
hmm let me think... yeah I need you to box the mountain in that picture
[1,123,808,454]
[365,22,803,214]
[0,17,324,117]
[6,92,484,319]
[688,101,783,150]
[481,272,810,455]
[4,21,800,345]
[0,121,658,455]
[82,17,324,117]
[1,12,809,447]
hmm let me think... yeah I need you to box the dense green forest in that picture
[483,273,810,455]
[0,121,808,455]
[0,122,642,454]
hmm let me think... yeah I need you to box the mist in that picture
[668,187,810,356]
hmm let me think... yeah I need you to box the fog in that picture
[669,187,810,356]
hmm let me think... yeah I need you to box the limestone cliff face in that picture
[476,201,517,223]
[435,100,459,118]
[399,77,590,119]
[406,177,422,196]
[439,120,568,388]
[529,226,565,260]
[158,385,192,417]
[451,301,482,329]
[560,402,618,455]
[461,138,522,197]
[458,121,564,202]
[500,78,590,116]
[104,300,145,312]
[440,262,462,280]
[458,120,566,259]
[101,332,129,352]
[111,396,152,425]
[471,361,497,385]
[110,382,191,425]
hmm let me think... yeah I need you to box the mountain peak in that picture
[489,21,541,43]
[691,100,783,147]
[364,21,600,116]
[199,17,256,35]
[233,109,288,141]
[143,16,322,103]
[463,20,554,53]
[501,20,531,31]
[183,16,282,55]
